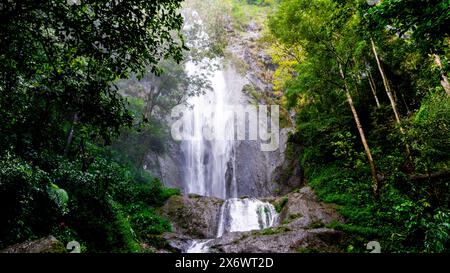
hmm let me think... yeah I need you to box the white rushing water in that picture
[186,239,213,254]
[181,9,278,253]
[181,9,237,200]
[217,198,278,238]
[182,60,237,199]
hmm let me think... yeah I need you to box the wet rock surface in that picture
[163,187,344,253]
[234,128,301,197]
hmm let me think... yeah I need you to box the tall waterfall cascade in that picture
[183,59,238,200]
[180,9,278,253]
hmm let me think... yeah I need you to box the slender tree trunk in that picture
[434,54,450,96]
[64,113,79,157]
[371,38,413,165]
[371,38,403,131]
[400,92,411,114]
[339,65,380,196]
[367,69,381,108]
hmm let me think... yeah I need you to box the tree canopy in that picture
[0,0,185,252]
[0,0,186,154]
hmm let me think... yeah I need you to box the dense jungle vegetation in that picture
[267,0,450,253]
[0,0,185,252]
[0,0,449,253]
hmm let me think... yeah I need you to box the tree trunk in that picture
[434,54,450,96]
[367,69,381,108]
[400,92,411,114]
[63,113,79,157]
[339,65,380,196]
[371,38,403,130]
[145,85,162,118]
[371,38,413,160]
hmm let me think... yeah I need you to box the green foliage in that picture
[407,94,450,173]
[367,0,450,55]
[331,131,364,169]
[245,0,275,6]
[55,156,177,252]
[260,226,291,236]
[309,164,415,252]
[229,0,274,30]
[274,196,289,213]
[0,154,60,247]
[0,0,186,157]
[422,210,450,253]
[269,0,450,253]
[0,145,178,252]
[130,209,172,239]
[47,183,69,216]
[0,0,186,253]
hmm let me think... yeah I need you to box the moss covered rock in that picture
[1,236,67,253]
[160,195,224,239]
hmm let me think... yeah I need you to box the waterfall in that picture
[181,9,278,253]
[182,59,237,199]
[217,198,278,237]
[181,9,237,199]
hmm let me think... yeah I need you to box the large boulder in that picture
[0,236,66,253]
[159,195,224,239]
[276,187,344,229]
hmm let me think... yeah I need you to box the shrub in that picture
[130,209,172,239]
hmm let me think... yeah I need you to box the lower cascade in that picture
[185,199,278,253]
[186,239,214,254]
[217,199,278,237]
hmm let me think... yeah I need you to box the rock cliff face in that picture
[161,187,344,253]
[145,20,302,198]
[144,140,184,190]
[223,21,298,197]
[233,128,302,197]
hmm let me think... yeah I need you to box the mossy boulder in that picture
[160,195,224,239]
[0,236,66,253]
